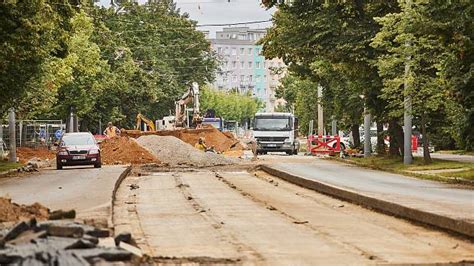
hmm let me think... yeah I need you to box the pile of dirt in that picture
[123,127,243,153]
[16,147,55,164]
[100,136,160,165]
[0,197,49,223]
[136,135,234,167]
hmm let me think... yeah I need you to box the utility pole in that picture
[317,85,324,136]
[8,108,16,163]
[331,117,337,136]
[403,0,413,164]
[360,95,371,157]
[68,107,74,133]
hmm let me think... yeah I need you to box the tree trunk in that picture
[421,113,432,164]
[376,121,385,155]
[351,123,361,149]
[388,119,403,157]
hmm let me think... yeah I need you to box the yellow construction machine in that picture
[135,113,156,131]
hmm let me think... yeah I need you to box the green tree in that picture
[200,87,262,122]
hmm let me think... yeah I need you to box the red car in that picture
[56,132,102,170]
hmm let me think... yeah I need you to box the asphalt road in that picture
[114,168,474,265]
[271,159,474,222]
[0,165,126,219]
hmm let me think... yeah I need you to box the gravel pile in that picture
[136,135,234,167]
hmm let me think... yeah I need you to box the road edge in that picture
[110,165,132,235]
[260,164,474,239]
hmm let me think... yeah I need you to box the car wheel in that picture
[94,162,102,168]
[56,162,63,170]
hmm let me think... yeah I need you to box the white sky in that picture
[99,0,275,37]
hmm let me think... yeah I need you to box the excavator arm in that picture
[135,113,156,131]
[175,82,202,128]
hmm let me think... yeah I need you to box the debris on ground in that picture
[16,147,55,164]
[0,219,135,264]
[137,135,234,167]
[122,127,244,153]
[100,136,160,165]
[0,198,49,223]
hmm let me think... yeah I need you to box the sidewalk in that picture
[414,152,474,164]
[262,159,474,238]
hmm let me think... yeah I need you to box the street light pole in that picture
[403,0,413,164]
[360,95,371,158]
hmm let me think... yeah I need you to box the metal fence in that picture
[0,120,65,149]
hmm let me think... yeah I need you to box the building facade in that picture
[208,27,285,112]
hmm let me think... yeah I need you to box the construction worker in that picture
[104,122,121,138]
[194,137,207,151]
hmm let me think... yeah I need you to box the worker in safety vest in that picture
[194,137,207,151]
[103,122,121,138]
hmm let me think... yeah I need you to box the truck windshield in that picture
[254,117,291,131]
[203,121,221,129]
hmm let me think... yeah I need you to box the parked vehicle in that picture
[202,117,224,131]
[56,132,101,170]
[253,112,299,155]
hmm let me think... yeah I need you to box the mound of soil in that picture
[100,136,160,165]
[137,135,234,167]
[123,127,243,153]
[16,147,55,164]
[0,197,49,222]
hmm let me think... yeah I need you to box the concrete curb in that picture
[260,164,474,239]
[110,165,132,234]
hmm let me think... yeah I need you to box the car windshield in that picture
[62,134,95,146]
[254,117,291,131]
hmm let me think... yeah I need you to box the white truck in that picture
[252,112,299,155]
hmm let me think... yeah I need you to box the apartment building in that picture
[208,27,286,112]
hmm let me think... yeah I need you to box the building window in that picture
[248,48,253,55]
[224,47,229,54]
[248,61,252,68]
[232,75,237,82]
[240,75,245,81]
[264,75,267,80]
[231,48,237,55]
[232,61,237,69]
[240,61,244,68]
[263,62,266,68]
[256,48,260,55]
[249,75,253,82]
[240,48,245,54]
[256,62,260,69]
[256,75,261,82]
[217,47,222,54]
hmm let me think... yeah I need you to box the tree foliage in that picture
[0,0,218,132]
[261,0,473,154]
[200,87,262,122]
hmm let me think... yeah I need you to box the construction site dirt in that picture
[113,164,474,265]
[0,197,49,223]
[16,147,55,164]
[121,126,244,153]
[100,136,160,165]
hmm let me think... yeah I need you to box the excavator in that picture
[135,113,156,131]
[174,82,202,128]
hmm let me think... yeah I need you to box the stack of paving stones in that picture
[0,219,133,265]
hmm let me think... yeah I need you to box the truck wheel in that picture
[56,162,63,170]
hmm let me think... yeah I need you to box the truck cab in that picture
[253,112,299,155]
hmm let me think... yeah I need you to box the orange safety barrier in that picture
[307,135,341,155]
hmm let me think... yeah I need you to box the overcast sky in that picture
[99,0,275,37]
